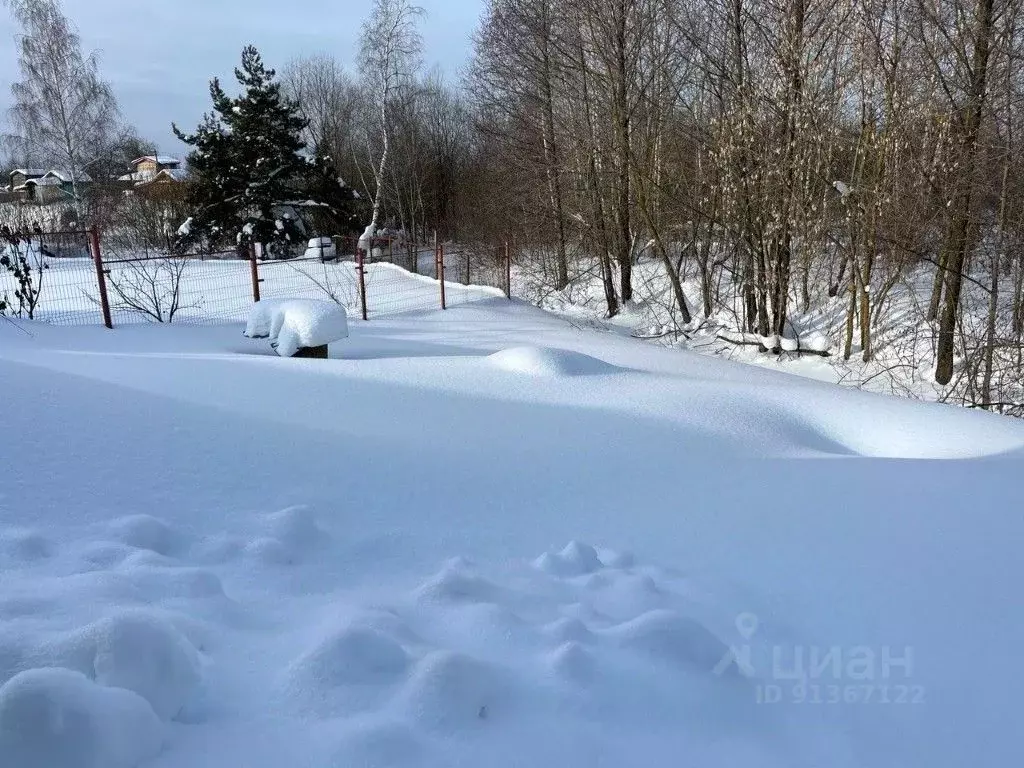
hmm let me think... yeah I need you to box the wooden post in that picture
[357,243,369,321]
[249,242,261,302]
[89,226,113,329]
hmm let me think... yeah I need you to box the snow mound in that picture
[76,542,133,570]
[542,617,594,644]
[245,298,348,357]
[414,561,501,603]
[533,540,604,577]
[486,346,619,376]
[0,668,163,768]
[602,549,636,569]
[286,626,409,688]
[263,505,326,553]
[0,528,52,563]
[280,621,410,716]
[106,514,186,556]
[244,507,328,566]
[605,610,729,672]
[446,602,530,648]
[400,650,511,730]
[547,641,596,684]
[90,611,203,721]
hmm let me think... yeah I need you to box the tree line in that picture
[6,0,1024,407]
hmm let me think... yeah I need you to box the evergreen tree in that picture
[173,46,359,252]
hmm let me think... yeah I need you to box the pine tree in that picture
[173,46,359,252]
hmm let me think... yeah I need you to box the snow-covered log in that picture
[245,299,348,357]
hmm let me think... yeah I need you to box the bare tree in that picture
[5,0,119,217]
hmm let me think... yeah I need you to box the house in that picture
[119,155,183,185]
[9,169,46,191]
[11,169,91,204]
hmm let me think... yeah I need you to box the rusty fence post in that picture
[249,242,262,302]
[504,241,512,299]
[357,241,369,321]
[89,226,113,329]
[435,233,447,310]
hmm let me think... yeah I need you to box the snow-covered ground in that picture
[519,255,1024,411]
[1,293,1022,767]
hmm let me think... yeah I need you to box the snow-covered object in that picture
[245,299,348,357]
[176,217,193,237]
[0,668,164,768]
[304,237,336,260]
[357,224,375,253]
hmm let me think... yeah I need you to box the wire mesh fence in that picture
[0,230,102,325]
[0,228,512,328]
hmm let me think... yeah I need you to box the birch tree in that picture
[358,0,424,248]
[5,0,118,216]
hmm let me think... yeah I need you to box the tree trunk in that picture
[935,0,995,385]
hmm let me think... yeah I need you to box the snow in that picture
[2,288,1024,767]
[486,345,621,376]
[244,298,349,356]
[0,668,164,768]
[91,611,203,721]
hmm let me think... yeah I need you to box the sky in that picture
[0,0,482,160]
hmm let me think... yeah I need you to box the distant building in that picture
[9,168,46,191]
[10,168,92,204]
[119,155,184,185]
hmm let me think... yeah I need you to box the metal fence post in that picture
[89,226,113,329]
[357,243,369,321]
[505,241,512,300]
[249,242,261,302]
[436,233,447,310]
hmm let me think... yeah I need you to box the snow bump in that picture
[0,667,164,768]
[533,540,605,577]
[106,515,187,557]
[90,611,203,721]
[486,346,619,377]
[605,610,729,673]
[400,650,511,731]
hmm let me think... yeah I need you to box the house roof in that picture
[10,168,46,178]
[131,155,181,166]
[43,169,93,183]
[120,167,187,186]
[138,168,187,185]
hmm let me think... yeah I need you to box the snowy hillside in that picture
[1,296,1022,768]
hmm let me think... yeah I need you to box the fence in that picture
[0,228,513,328]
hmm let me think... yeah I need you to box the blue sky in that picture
[0,0,481,158]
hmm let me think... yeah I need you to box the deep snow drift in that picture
[1,297,1022,768]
